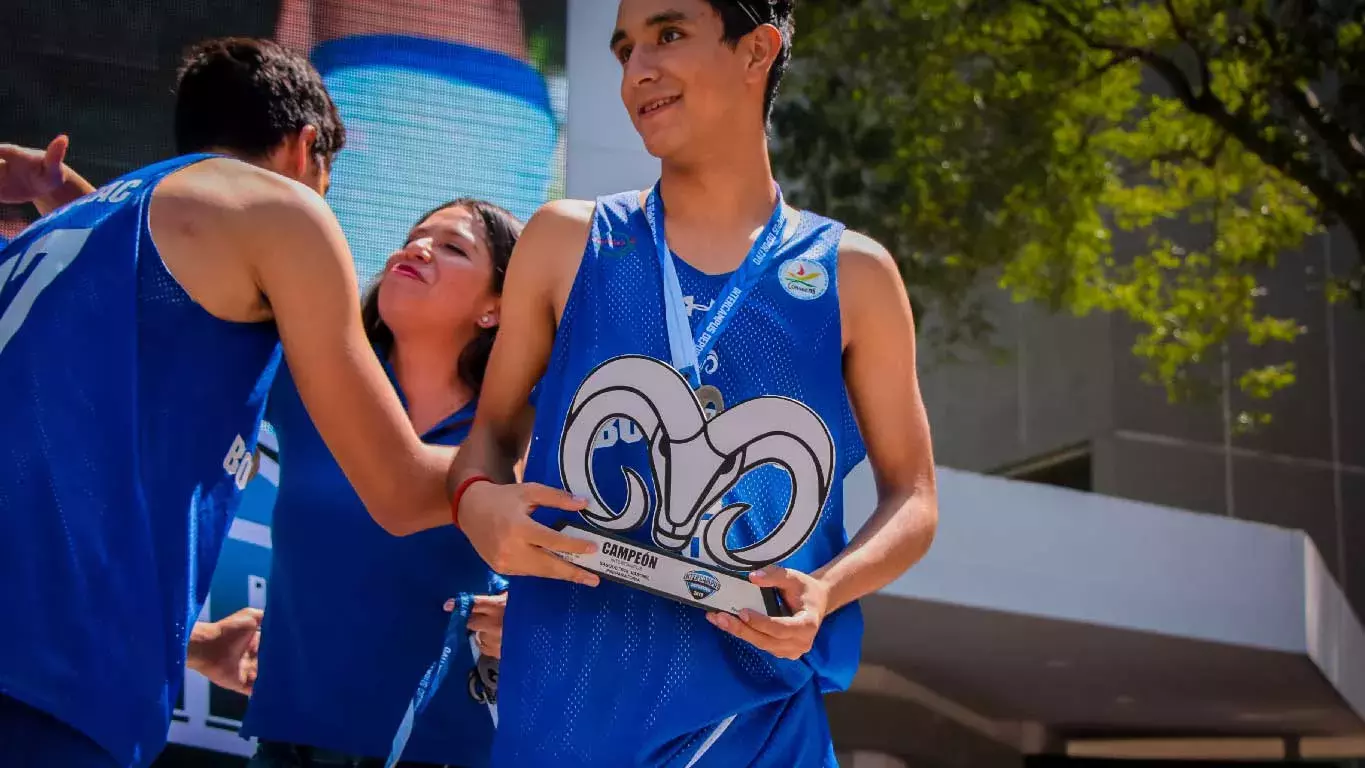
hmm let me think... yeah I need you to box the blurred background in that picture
[3,0,1364,765]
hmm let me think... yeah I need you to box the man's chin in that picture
[639,130,687,162]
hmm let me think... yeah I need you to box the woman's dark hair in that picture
[360,199,521,394]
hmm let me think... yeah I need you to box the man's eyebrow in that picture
[609,10,689,50]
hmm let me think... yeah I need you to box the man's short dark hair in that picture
[173,37,345,164]
[704,1,796,122]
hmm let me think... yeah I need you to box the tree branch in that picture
[1063,52,1132,93]
[1281,83,1365,174]
[1027,0,1358,226]
[1025,0,1210,107]
[1162,0,1214,99]
[1252,13,1365,181]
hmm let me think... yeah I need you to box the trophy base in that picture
[552,522,788,618]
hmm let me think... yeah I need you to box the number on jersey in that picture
[0,228,93,354]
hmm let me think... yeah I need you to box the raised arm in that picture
[452,201,586,487]
[150,162,449,536]
[239,181,454,535]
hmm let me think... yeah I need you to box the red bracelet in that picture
[451,474,493,529]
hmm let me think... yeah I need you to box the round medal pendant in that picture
[695,384,725,419]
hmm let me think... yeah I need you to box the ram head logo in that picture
[558,355,834,570]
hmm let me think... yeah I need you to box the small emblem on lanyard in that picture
[695,384,725,419]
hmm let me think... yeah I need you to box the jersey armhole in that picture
[824,223,852,353]
[140,179,190,302]
[554,194,633,327]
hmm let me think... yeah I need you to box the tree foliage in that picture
[772,0,1364,420]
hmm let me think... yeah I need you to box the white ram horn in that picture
[701,435,829,569]
[706,396,834,490]
[569,355,705,440]
[559,391,655,531]
[699,398,835,570]
[559,356,702,533]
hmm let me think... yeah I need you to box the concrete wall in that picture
[915,225,1365,616]
[564,0,659,199]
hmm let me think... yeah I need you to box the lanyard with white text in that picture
[385,595,498,768]
[641,180,788,389]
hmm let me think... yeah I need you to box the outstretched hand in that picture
[0,136,69,205]
[187,608,263,695]
[449,592,508,658]
[457,480,601,586]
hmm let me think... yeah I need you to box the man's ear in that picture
[744,23,783,85]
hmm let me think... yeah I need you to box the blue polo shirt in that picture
[241,359,503,766]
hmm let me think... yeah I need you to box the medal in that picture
[695,384,725,418]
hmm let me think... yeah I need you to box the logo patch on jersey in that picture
[592,234,637,258]
[683,295,714,317]
[777,258,828,301]
[684,570,722,601]
[558,355,834,571]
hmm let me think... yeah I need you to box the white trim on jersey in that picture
[227,518,272,550]
[684,714,737,767]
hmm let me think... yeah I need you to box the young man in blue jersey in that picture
[451,1,938,765]
[0,37,593,768]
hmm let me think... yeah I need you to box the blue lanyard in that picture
[642,180,789,389]
[385,595,497,768]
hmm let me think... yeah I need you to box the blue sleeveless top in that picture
[0,155,282,766]
[242,361,504,766]
[495,192,866,766]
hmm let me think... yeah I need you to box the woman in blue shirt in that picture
[242,198,519,768]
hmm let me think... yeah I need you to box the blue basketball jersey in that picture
[0,155,282,767]
[496,192,866,767]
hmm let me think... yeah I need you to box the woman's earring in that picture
[480,314,493,327]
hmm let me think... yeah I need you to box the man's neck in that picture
[201,146,264,165]
[658,131,777,239]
